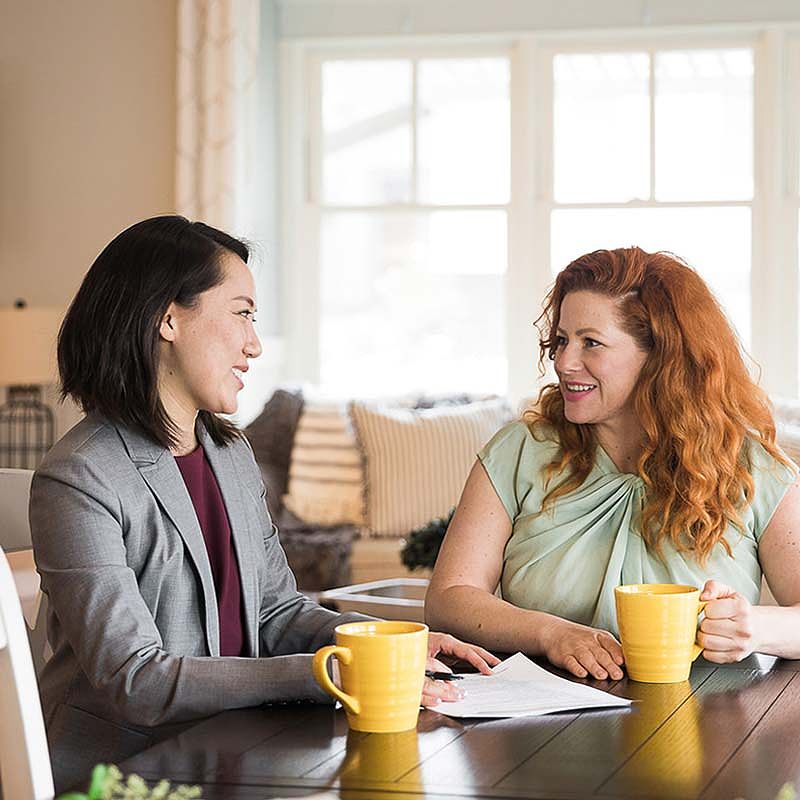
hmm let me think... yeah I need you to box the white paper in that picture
[428,652,633,719]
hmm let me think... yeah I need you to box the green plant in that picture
[58,764,202,800]
[401,508,455,570]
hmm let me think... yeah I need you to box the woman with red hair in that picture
[426,247,800,680]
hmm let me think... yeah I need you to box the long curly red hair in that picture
[523,247,790,564]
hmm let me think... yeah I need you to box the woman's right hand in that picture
[539,617,625,680]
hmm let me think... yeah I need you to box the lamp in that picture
[0,300,63,468]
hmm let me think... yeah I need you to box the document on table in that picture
[428,652,633,719]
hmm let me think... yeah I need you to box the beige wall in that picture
[0,0,177,433]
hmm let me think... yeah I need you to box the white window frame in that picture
[789,34,800,385]
[753,28,799,397]
[280,24,800,404]
[281,40,517,394]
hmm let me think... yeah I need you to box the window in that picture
[283,29,800,401]
[549,46,754,346]
[315,54,510,396]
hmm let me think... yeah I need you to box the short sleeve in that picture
[748,440,799,540]
[478,421,536,522]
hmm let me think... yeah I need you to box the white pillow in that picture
[771,397,800,465]
[349,398,512,538]
[283,401,366,527]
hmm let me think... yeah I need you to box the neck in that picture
[170,431,199,457]
[158,385,199,456]
[594,415,645,474]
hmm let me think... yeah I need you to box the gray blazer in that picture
[30,413,366,791]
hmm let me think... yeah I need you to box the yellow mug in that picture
[614,584,707,683]
[312,620,428,733]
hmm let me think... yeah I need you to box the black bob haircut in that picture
[58,215,249,449]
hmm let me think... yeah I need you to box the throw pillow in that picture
[282,400,366,527]
[773,397,800,466]
[349,397,512,538]
[243,387,304,518]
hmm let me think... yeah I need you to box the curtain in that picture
[175,0,260,232]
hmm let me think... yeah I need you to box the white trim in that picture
[410,58,419,201]
[648,51,656,201]
[279,24,800,50]
[280,42,322,383]
[789,36,800,201]
[552,200,753,210]
[752,28,796,395]
[788,35,800,388]
[307,53,322,205]
[317,203,509,212]
[300,43,515,58]
[507,37,545,405]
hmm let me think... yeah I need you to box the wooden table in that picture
[119,653,800,800]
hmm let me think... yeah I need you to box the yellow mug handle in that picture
[312,645,361,716]
[691,600,708,661]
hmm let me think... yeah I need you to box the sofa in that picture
[244,388,512,590]
[244,389,800,593]
[243,388,353,590]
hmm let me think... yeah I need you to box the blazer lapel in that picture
[199,426,261,658]
[115,422,221,656]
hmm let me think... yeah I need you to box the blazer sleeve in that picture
[254,521,370,657]
[229,436,372,657]
[30,451,337,728]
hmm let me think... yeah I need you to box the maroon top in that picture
[175,446,246,657]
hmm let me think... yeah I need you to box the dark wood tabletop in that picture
[119,653,800,800]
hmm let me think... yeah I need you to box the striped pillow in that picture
[349,398,512,538]
[283,401,366,527]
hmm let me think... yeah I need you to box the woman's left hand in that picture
[697,580,760,662]
[422,632,500,707]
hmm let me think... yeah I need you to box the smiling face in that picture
[158,251,262,423]
[553,290,648,433]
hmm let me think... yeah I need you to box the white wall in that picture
[277,0,800,39]
[0,0,178,436]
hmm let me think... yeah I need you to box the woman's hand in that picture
[422,632,500,707]
[539,618,624,680]
[698,580,759,662]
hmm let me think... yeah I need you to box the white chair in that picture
[0,468,35,551]
[0,469,49,673]
[0,545,54,799]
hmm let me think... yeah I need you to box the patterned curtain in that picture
[175,0,260,231]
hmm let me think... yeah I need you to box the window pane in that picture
[322,60,412,204]
[417,58,510,204]
[320,211,507,395]
[551,207,751,346]
[554,53,650,203]
[655,49,753,201]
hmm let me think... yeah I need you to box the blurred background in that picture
[1,0,799,436]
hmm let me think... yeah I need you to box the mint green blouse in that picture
[479,421,797,637]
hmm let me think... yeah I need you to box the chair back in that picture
[0,468,50,673]
[0,468,35,551]
[0,546,54,799]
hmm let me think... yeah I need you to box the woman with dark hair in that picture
[426,247,800,681]
[31,215,497,791]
